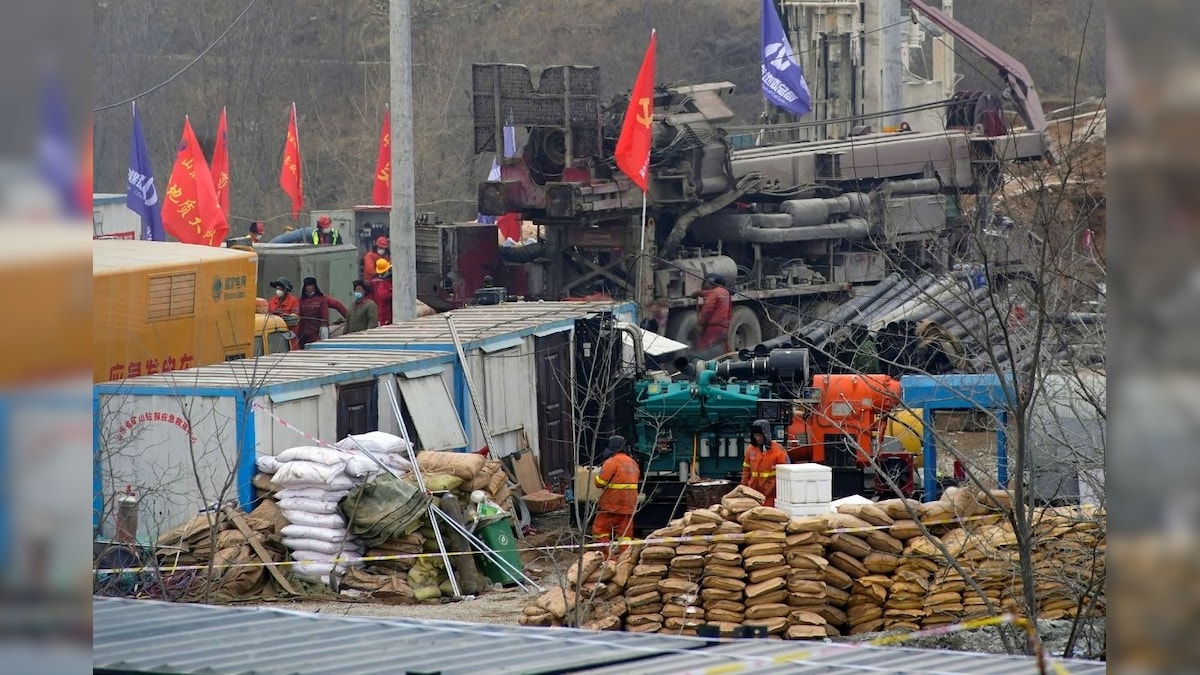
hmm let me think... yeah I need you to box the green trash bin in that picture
[474,518,523,587]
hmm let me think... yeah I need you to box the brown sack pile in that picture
[518,487,1105,639]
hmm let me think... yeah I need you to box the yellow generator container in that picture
[886,408,925,456]
[94,240,259,382]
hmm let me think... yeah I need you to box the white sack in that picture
[255,455,281,474]
[280,524,353,543]
[271,460,352,489]
[344,454,386,478]
[282,537,364,556]
[276,446,350,466]
[277,497,342,515]
[290,549,362,565]
[292,561,341,578]
[275,487,350,501]
[281,509,346,529]
[336,431,411,457]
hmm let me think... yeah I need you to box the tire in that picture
[728,305,763,352]
[764,308,802,340]
[666,309,699,348]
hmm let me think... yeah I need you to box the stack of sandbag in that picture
[1029,504,1106,619]
[783,514,833,639]
[518,486,1106,639]
[416,451,513,512]
[154,503,289,602]
[728,492,792,638]
[824,501,902,636]
[873,498,930,633]
[622,532,672,634]
[267,446,365,583]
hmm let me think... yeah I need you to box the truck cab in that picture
[253,306,293,357]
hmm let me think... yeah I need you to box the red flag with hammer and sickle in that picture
[161,116,229,246]
[614,30,656,192]
[279,103,304,220]
[372,107,391,206]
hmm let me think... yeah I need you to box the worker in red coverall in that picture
[742,419,790,507]
[363,236,390,282]
[371,259,394,325]
[695,274,732,355]
[267,277,301,351]
[297,276,348,348]
[593,435,640,556]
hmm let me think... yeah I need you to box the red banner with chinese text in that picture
[279,103,304,219]
[161,116,229,246]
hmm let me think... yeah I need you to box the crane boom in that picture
[902,0,1047,132]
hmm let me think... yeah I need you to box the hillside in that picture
[93,0,1104,234]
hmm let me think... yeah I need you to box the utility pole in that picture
[390,0,416,322]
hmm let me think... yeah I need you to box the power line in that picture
[92,0,261,113]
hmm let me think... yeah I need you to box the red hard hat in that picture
[317,215,332,227]
[375,236,389,248]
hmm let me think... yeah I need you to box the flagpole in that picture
[636,189,648,308]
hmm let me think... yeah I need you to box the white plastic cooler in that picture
[775,463,832,505]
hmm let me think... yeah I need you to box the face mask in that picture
[353,291,363,300]
[275,289,285,298]
[377,248,386,255]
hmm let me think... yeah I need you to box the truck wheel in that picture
[799,299,842,329]
[764,308,802,339]
[666,310,699,347]
[728,306,763,351]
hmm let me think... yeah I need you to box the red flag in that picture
[279,103,303,219]
[372,107,391,206]
[614,30,656,192]
[78,119,93,215]
[212,107,230,214]
[161,116,229,246]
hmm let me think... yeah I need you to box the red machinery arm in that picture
[902,0,1047,133]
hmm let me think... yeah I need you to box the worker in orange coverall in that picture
[695,274,732,355]
[742,419,790,507]
[593,435,640,555]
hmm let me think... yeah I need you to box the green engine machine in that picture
[633,349,817,480]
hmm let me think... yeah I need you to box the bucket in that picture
[685,479,736,510]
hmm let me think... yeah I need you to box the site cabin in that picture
[307,300,638,481]
[93,349,461,541]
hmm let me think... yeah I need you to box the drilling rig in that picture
[474,0,1048,352]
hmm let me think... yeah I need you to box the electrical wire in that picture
[92,0,261,112]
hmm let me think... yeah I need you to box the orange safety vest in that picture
[742,440,789,505]
[595,452,640,515]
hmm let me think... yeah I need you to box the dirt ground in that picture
[246,512,576,625]
[245,434,1006,626]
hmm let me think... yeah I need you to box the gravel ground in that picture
[841,618,1106,660]
[255,586,539,625]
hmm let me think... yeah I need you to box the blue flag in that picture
[478,125,516,225]
[127,102,165,241]
[761,0,812,117]
[36,73,82,216]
